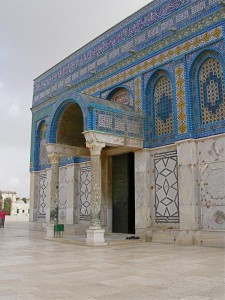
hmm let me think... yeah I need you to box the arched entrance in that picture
[57,103,86,147]
[44,92,143,245]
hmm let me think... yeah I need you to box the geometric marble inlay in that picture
[59,167,67,222]
[80,166,91,221]
[37,171,47,220]
[154,150,179,223]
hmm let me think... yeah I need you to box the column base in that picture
[86,228,107,246]
[45,224,55,239]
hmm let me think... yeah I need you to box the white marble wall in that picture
[29,172,39,222]
[45,168,52,223]
[138,135,225,232]
[30,134,225,235]
[66,164,79,224]
[177,140,200,230]
[198,134,225,230]
[135,150,151,236]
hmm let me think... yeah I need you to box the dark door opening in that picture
[112,153,135,234]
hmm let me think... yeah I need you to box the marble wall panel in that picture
[29,172,39,222]
[202,206,225,230]
[198,135,225,230]
[177,140,200,230]
[198,135,225,164]
[45,168,52,223]
[37,171,47,221]
[200,162,225,206]
[135,150,151,230]
[135,172,151,229]
[177,140,198,166]
[59,167,68,223]
[66,164,78,224]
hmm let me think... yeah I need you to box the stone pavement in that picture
[0,222,224,300]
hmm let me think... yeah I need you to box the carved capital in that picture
[86,141,105,156]
[48,152,60,164]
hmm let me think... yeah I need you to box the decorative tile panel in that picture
[95,109,143,138]
[37,172,47,220]
[154,151,179,223]
[84,27,223,97]
[30,1,225,171]
[80,166,91,221]
[32,1,222,105]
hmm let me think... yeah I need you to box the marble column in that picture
[85,140,106,246]
[47,153,60,224]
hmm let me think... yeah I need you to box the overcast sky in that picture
[0,0,151,198]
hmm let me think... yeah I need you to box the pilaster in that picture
[135,149,151,237]
[177,140,200,230]
[29,172,39,222]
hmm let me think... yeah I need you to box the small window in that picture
[22,210,25,213]
[17,209,19,214]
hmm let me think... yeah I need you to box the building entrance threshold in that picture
[45,232,143,246]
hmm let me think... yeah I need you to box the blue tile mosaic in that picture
[30,0,225,170]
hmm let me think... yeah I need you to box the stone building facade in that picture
[30,0,225,246]
[0,191,29,217]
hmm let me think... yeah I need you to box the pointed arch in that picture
[145,69,175,147]
[190,50,225,137]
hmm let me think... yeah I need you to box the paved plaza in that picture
[0,221,224,300]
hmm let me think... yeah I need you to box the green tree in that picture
[4,198,12,215]
[22,197,27,203]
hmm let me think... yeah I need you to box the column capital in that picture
[48,152,61,164]
[86,141,105,156]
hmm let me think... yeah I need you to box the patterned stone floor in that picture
[0,222,224,300]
